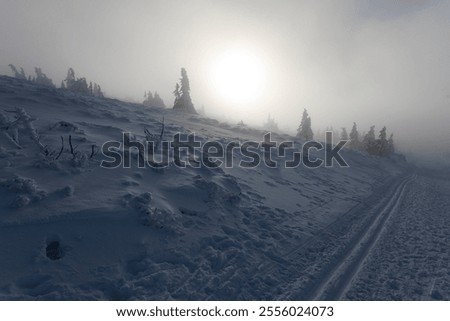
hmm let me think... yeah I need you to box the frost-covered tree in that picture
[180,68,190,94]
[65,68,76,89]
[340,127,349,141]
[8,64,27,80]
[296,108,313,140]
[387,133,395,155]
[9,64,54,87]
[173,83,181,104]
[349,122,360,150]
[34,67,55,88]
[74,77,89,94]
[145,91,152,105]
[263,113,279,133]
[143,91,154,106]
[63,68,103,97]
[173,68,196,113]
[375,126,389,156]
[143,91,165,108]
[362,125,376,154]
[153,92,166,108]
[93,83,104,98]
[379,126,387,141]
[363,125,393,156]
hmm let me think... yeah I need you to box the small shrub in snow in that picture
[59,185,74,197]
[0,176,47,207]
[49,121,79,132]
[12,195,31,208]
[121,192,152,212]
[34,153,62,170]
[134,192,153,204]
[67,135,99,167]
[121,192,153,211]
[0,176,40,194]
[70,152,89,168]
[142,207,179,230]
[121,192,180,232]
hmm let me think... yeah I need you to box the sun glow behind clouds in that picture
[210,48,267,106]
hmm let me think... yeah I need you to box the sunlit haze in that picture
[210,48,266,106]
[1,0,449,165]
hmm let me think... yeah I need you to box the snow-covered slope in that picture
[0,76,409,300]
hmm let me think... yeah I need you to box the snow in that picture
[1,75,446,300]
[345,174,450,300]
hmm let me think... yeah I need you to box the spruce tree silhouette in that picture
[173,68,196,113]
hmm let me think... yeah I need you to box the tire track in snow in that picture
[305,174,416,300]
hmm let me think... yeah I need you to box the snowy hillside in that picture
[0,75,419,300]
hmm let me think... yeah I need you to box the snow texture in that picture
[0,75,447,300]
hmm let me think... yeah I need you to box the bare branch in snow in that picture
[55,136,64,160]
[89,144,99,159]
[144,117,165,152]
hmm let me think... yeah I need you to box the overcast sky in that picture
[1,0,449,164]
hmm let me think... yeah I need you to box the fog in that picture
[1,0,449,165]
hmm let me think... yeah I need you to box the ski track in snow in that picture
[345,173,450,300]
[305,175,416,300]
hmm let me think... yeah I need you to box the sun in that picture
[210,48,266,105]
